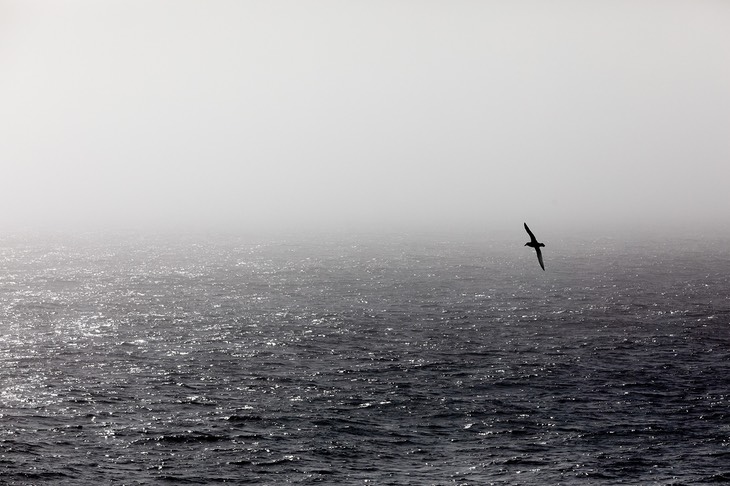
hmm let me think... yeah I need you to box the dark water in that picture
[0,233,728,485]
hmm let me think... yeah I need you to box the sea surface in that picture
[0,232,728,485]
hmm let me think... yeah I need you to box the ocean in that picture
[0,232,728,485]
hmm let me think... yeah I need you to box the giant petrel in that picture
[523,222,545,271]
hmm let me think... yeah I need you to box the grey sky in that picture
[2,1,728,235]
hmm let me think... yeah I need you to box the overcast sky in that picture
[1,1,728,236]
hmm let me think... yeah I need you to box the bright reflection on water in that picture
[0,233,728,484]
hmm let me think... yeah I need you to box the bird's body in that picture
[523,223,545,270]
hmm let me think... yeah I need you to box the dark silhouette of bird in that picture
[523,222,545,270]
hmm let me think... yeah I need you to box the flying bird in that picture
[523,222,545,271]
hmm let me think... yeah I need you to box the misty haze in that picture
[2,1,729,236]
[1,2,729,484]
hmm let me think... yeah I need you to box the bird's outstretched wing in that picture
[524,222,538,244]
[535,247,545,271]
